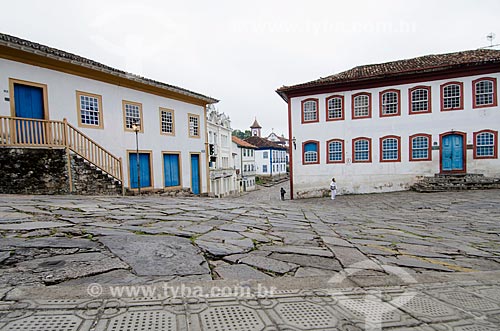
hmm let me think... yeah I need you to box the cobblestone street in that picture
[1,189,500,330]
[0,189,499,286]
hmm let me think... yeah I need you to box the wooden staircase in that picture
[0,116,123,194]
[411,173,500,192]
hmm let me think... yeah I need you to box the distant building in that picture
[267,132,290,164]
[277,49,500,198]
[207,108,237,197]
[232,136,257,192]
[245,136,287,178]
[250,118,262,137]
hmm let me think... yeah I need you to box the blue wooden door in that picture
[164,154,180,187]
[442,134,464,172]
[14,84,45,144]
[190,154,200,194]
[129,153,151,188]
[14,84,44,119]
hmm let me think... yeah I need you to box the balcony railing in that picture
[0,116,123,183]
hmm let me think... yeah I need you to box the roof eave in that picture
[277,61,500,100]
[0,36,218,106]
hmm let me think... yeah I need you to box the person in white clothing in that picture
[330,177,337,200]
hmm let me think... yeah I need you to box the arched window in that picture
[380,136,401,162]
[473,78,497,108]
[352,93,371,119]
[474,130,498,159]
[326,96,344,121]
[409,134,432,161]
[352,138,371,162]
[409,86,431,114]
[303,141,319,164]
[441,82,463,111]
[380,90,400,116]
[327,139,344,163]
[301,99,319,123]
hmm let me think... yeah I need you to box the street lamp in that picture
[131,120,141,195]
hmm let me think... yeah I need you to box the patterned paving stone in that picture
[94,306,187,331]
[333,294,420,329]
[0,310,95,331]
[388,293,474,323]
[260,297,342,330]
[187,300,273,331]
[424,289,500,317]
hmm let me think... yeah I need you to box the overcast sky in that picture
[2,0,499,136]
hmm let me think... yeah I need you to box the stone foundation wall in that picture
[0,147,69,194]
[71,156,122,195]
[0,147,122,195]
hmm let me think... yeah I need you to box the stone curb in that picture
[3,270,500,301]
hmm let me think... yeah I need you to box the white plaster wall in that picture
[207,120,236,196]
[0,58,209,192]
[290,72,500,196]
[255,149,287,176]
[232,142,241,172]
[255,150,269,176]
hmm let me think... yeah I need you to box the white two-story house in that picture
[277,49,500,198]
[232,136,256,192]
[0,33,217,194]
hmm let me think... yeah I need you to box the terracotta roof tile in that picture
[277,49,500,94]
[0,32,218,104]
[232,136,257,148]
[244,136,286,150]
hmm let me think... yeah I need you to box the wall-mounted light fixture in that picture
[292,136,296,150]
[132,119,141,195]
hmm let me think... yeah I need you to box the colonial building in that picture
[232,136,257,192]
[250,118,262,137]
[0,33,217,194]
[277,49,500,198]
[207,108,237,197]
[267,131,290,165]
[267,132,288,148]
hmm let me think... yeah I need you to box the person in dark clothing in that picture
[280,187,286,201]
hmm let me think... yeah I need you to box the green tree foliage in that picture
[232,129,251,139]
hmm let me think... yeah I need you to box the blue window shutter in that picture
[304,142,317,152]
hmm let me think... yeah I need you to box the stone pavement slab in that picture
[1,189,500,301]
[0,221,72,230]
[213,264,271,281]
[99,235,210,277]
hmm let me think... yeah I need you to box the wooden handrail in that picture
[0,116,122,183]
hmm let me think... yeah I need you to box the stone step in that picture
[411,174,500,192]
[71,153,122,195]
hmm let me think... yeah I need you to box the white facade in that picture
[267,132,290,164]
[285,69,500,198]
[207,108,237,197]
[255,148,287,177]
[0,37,216,194]
[232,138,256,192]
